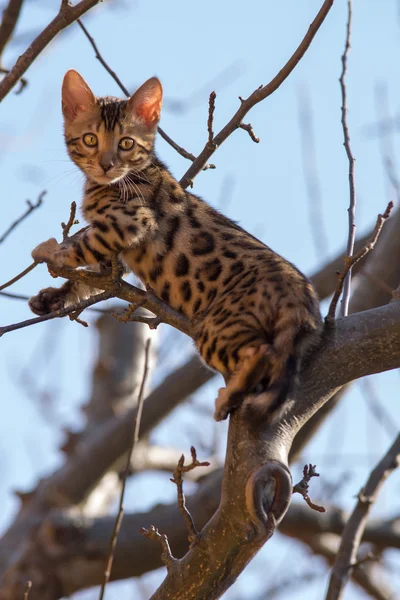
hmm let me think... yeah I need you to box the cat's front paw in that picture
[32,238,61,264]
[29,287,67,315]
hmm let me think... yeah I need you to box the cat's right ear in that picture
[62,70,96,122]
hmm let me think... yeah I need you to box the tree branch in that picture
[179,0,335,188]
[0,0,102,101]
[0,0,24,59]
[339,0,357,317]
[0,191,45,245]
[326,433,400,600]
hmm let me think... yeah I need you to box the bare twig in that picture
[297,85,328,259]
[326,433,400,600]
[61,201,79,240]
[239,122,260,143]
[77,18,215,170]
[0,290,112,337]
[140,525,176,570]
[0,0,101,101]
[293,464,325,513]
[99,339,151,599]
[0,191,45,244]
[207,91,216,144]
[0,0,24,59]
[179,0,335,189]
[0,261,37,292]
[170,446,210,546]
[339,0,357,317]
[23,580,32,599]
[327,201,393,319]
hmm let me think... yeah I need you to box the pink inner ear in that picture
[136,99,161,126]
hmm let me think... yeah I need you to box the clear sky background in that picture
[0,1,399,598]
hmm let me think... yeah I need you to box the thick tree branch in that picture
[0,0,102,101]
[179,0,335,188]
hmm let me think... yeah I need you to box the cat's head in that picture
[62,70,162,185]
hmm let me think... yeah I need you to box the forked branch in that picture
[327,201,393,319]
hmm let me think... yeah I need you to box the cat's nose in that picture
[99,153,114,173]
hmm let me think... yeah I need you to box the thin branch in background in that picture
[0,290,112,337]
[339,0,357,318]
[327,201,393,319]
[0,0,101,101]
[0,0,24,59]
[325,433,400,600]
[179,0,335,189]
[359,378,399,437]
[170,446,210,546]
[0,261,36,292]
[293,464,326,513]
[99,338,151,600]
[297,84,328,260]
[0,190,45,244]
[23,580,32,599]
[163,61,243,115]
[76,18,215,170]
[374,81,400,202]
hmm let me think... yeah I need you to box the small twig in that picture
[207,91,216,145]
[170,446,210,546]
[68,308,89,328]
[23,580,32,599]
[0,262,37,292]
[77,18,215,170]
[0,290,112,337]
[0,191,45,244]
[339,0,357,317]
[140,525,176,570]
[61,201,79,240]
[239,122,260,143]
[293,464,326,513]
[326,433,400,600]
[111,301,144,323]
[99,339,151,599]
[327,201,393,319]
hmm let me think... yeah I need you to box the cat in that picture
[30,70,323,422]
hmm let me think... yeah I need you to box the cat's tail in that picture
[243,309,322,424]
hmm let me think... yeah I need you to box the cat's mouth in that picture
[89,170,124,185]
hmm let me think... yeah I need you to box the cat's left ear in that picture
[127,77,163,129]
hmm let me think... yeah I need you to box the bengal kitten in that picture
[30,70,322,422]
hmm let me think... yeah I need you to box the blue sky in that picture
[0,1,399,598]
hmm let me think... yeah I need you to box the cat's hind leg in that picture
[214,344,273,421]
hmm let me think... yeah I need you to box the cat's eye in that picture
[83,133,98,147]
[118,137,135,150]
